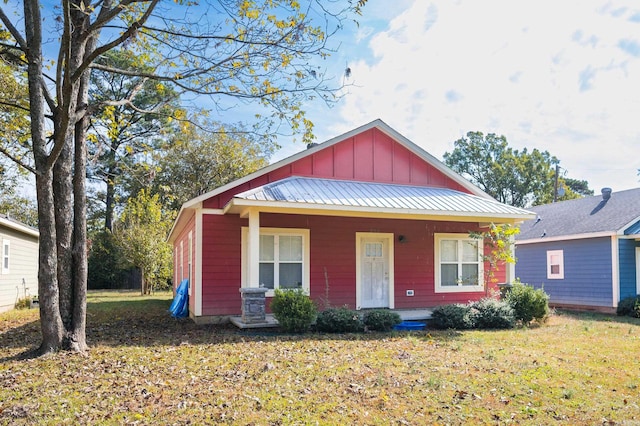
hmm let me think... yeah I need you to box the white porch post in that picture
[247,208,260,288]
[507,239,516,284]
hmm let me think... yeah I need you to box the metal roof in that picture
[230,177,535,219]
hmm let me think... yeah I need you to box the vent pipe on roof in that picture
[601,187,612,200]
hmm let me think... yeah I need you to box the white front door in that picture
[356,233,394,309]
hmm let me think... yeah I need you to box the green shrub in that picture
[470,297,515,329]
[617,295,640,317]
[315,306,363,333]
[14,297,32,310]
[362,309,402,332]
[506,282,550,325]
[270,289,317,333]
[431,304,475,330]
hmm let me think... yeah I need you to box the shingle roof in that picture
[516,187,640,241]
[231,176,535,220]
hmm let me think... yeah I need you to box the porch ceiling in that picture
[224,177,535,223]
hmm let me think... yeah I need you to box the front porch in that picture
[229,308,433,329]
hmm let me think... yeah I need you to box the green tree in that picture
[88,49,182,231]
[443,132,589,207]
[153,120,273,211]
[115,189,173,295]
[0,0,360,354]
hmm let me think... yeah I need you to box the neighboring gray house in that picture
[0,214,39,312]
[515,187,640,312]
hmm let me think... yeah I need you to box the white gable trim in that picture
[179,119,493,211]
[0,216,39,238]
[516,231,615,245]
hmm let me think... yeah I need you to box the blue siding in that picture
[515,237,613,308]
[619,239,639,300]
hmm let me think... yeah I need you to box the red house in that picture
[168,119,535,324]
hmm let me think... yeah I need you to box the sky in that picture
[275,0,640,195]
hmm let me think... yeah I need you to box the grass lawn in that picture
[1,291,640,425]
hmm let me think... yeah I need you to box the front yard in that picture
[1,291,639,425]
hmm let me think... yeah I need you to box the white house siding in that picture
[0,225,39,313]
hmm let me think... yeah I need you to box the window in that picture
[2,240,9,274]
[434,233,484,293]
[242,228,309,295]
[547,250,564,279]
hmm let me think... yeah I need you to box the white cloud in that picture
[300,0,640,193]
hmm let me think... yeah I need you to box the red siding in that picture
[200,214,246,316]
[201,212,499,315]
[200,127,469,209]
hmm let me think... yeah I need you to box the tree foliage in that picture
[115,189,173,295]
[443,131,589,207]
[153,120,273,210]
[88,49,182,231]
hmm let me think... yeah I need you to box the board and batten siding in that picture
[618,239,640,301]
[0,226,39,312]
[202,127,469,210]
[199,212,503,316]
[515,237,614,308]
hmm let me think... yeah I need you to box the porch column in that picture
[247,208,260,288]
[507,239,516,283]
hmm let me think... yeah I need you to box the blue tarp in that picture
[169,279,189,318]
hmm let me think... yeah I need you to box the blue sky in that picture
[275,0,640,195]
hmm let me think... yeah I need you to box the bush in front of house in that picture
[362,309,402,332]
[315,306,364,333]
[506,281,550,325]
[270,288,317,333]
[470,297,516,329]
[616,295,640,317]
[431,303,475,330]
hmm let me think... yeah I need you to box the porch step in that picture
[395,309,433,321]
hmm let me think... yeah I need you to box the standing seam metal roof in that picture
[232,177,535,217]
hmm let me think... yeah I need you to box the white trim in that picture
[181,120,493,211]
[516,231,616,245]
[611,236,619,308]
[0,216,38,238]
[546,250,564,280]
[434,233,485,293]
[355,232,395,309]
[2,239,9,275]
[619,215,640,235]
[224,199,532,224]
[241,226,310,297]
[168,119,502,243]
[195,210,203,316]
[201,208,225,215]
[188,231,193,297]
[635,247,640,296]
[179,240,184,282]
[247,209,260,289]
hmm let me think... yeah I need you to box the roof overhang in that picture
[224,198,534,224]
[0,216,39,238]
[224,177,535,225]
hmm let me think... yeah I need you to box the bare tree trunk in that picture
[54,138,74,329]
[35,169,65,353]
[68,116,88,352]
[23,0,65,354]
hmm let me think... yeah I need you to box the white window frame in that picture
[179,240,184,282]
[2,239,9,275]
[546,249,564,279]
[434,233,484,293]
[242,227,310,297]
